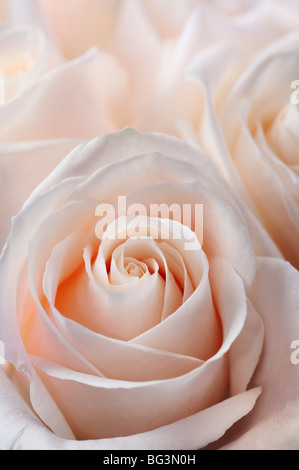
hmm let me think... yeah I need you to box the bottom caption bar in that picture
[101,453,198,466]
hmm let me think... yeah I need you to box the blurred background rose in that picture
[0,0,298,143]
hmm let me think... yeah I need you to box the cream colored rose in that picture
[1,129,299,450]
[0,21,75,247]
[0,0,60,99]
[190,29,299,269]
[2,0,299,143]
[0,23,62,103]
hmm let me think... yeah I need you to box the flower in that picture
[190,26,299,269]
[1,128,299,450]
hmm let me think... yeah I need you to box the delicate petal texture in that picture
[219,258,299,450]
[0,23,63,104]
[0,367,261,450]
[209,257,264,397]
[38,0,121,59]
[0,139,83,249]
[0,49,128,141]
[0,0,44,25]
[1,0,299,451]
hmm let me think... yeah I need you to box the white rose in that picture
[0,129,298,450]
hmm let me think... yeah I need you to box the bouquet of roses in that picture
[0,0,299,451]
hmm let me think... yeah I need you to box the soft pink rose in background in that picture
[0,0,48,30]
[189,27,299,269]
[1,128,298,450]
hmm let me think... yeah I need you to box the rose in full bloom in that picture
[190,26,299,269]
[0,129,299,450]
[0,0,299,452]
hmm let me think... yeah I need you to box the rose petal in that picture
[42,234,203,381]
[229,299,264,396]
[233,107,299,267]
[266,103,299,166]
[257,122,299,201]
[208,257,264,396]
[131,236,221,360]
[0,367,261,450]
[31,351,228,440]
[187,57,284,261]
[141,0,198,39]
[110,0,161,121]
[220,258,299,450]
[0,129,261,441]
[7,0,46,28]
[38,0,120,59]
[0,139,82,251]
[54,237,166,341]
[0,25,62,101]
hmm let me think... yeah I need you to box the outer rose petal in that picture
[0,0,43,25]
[0,48,128,142]
[189,28,299,269]
[0,129,279,447]
[0,367,261,450]
[216,258,299,450]
[0,24,63,103]
[220,33,299,268]
[38,0,120,59]
[0,139,83,250]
